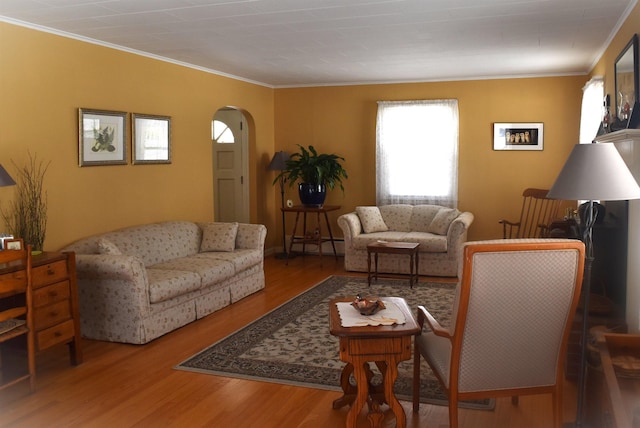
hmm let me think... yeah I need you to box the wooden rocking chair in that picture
[499,188,561,238]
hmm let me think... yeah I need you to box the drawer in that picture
[33,281,70,308]
[33,260,68,289]
[36,319,74,351]
[346,336,408,357]
[34,300,71,330]
[0,269,27,293]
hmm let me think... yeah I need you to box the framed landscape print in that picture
[79,108,128,166]
[132,113,171,164]
[493,122,544,151]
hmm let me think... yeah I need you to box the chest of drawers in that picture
[0,251,83,366]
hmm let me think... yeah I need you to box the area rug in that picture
[176,275,493,410]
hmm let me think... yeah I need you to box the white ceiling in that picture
[0,0,636,87]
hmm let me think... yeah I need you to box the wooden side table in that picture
[329,297,420,428]
[367,242,420,288]
[281,205,340,264]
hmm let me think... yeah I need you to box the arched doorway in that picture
[212,107,249,223]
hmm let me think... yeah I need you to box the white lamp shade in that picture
[547,142,640,201]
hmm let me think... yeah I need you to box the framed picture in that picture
[4,238,23,251]
[79,108,128,166]
[493,123,544,151]
[132,114,171,164]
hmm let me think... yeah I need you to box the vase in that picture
[298,183,326,207]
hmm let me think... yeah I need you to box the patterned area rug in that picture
[176,275,493,409]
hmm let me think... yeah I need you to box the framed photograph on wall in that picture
[79,108,128,166]
[132,113,171,164]
[493,122,544,151]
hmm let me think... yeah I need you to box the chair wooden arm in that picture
[498,219,520,239]
[417,305,451,339]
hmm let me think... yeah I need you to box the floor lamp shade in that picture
[0,164,16,187]
[547,142,640,201]
[268,151,290,171]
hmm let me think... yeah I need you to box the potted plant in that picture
[274,145,348,207]
[1,153,49,253]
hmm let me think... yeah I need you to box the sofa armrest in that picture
[447,211,474,254]
[235,223,267,250]
[75,254,151,315]
[337,213,362,247]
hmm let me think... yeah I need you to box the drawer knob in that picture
[48,291,58,297]
[47,268,55,275]
[54,331,62,337]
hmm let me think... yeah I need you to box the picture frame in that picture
[132,113,171,164]
[79,108,128,166]
[4,238,23,251]
[493,123,544,151]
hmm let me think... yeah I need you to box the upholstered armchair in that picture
[412,239,585,428]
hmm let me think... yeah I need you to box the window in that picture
[579,77,604,144]
[212,120,235,143]
[376,99,459,207]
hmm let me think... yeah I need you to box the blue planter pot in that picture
[298,183,326,207]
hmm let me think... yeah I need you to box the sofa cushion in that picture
[146,268,202,304]
[200,222,239,252]
[97,238,122,255]
[379,205,413,232]
[194,249,262,273]
[428,208,460,235]
[355,206,388,233]
[151,257,236,288]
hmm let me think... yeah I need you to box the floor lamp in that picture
[268,151,295,260]
[547,141,640,427]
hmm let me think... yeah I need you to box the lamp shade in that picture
[0,164,16,187]
[547,142,640,201]
[268,151,290,171]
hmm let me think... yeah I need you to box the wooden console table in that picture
[0,252,82,366]
[367,242,420,288]
[329,297,420,428]
[282,205,340,264]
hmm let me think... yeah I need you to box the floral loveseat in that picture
[337,204,473,277]
[61,220,266,344]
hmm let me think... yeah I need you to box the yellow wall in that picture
[274,77,585,241]
[0,22,277,250]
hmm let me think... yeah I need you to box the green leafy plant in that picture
[274,145,348,191]
[1,153,49,251]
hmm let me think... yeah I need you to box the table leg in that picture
[383,356,406,428]
[302,212,308,255]
[323,210,339,260]
[333,363,357,409]
[347,360,370,428]
[287,212,301,265]
[414,249,419,286]
[367,250,372,286]
[409,252,415,288]
[316,212,323,266]
[374,253,379,282]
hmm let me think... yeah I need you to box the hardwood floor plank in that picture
[0,254,577,427]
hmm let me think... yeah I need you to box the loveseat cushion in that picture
[410,205,442,232]
[150,257,236,288]
[351,231,447,253]
[427,208,460,235]
[355,206,388,233]
[379,205,413,232]
[200,222,239,252]
[147,268,202,304]
[97,237,123,255]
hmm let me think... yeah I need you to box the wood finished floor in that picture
[0,254,578,427]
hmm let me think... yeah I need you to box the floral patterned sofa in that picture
[61,220,266,344]
[337,205,473,277]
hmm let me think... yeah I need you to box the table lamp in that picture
[547,141,640,427]
[268,151,294,259]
